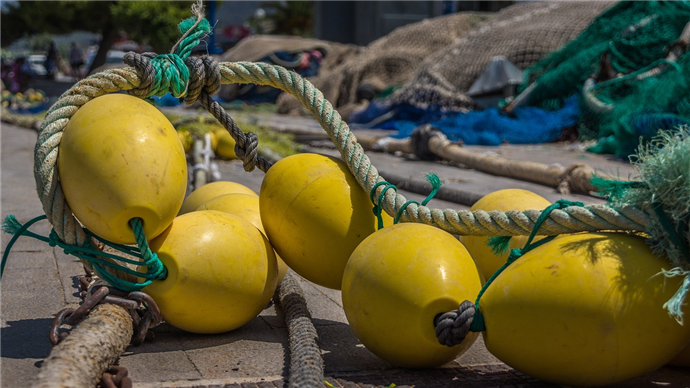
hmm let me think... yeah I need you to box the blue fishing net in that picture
[351,96,580,146]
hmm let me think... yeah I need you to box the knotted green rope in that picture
[394,173,442,224]
[146,6,211,98]
[369,172,443,229]
[471,199,585,331]
[1,215,166,291]
[370,181,397,230]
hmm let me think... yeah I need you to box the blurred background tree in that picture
[248,1,314,37]
[1,1,194,73]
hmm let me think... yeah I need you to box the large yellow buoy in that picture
[179,181,257,215]
[214,129,237,160]
[145,210,278,334]
[260,153,392,290]
[459,189,551,280]
[668,343,690,367]
[197,193,288,283]
[481,232,690,386]
[58,94,187,244]
[342,223,483,368]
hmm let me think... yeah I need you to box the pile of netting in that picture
[217,35,357,104]
[348,1,613,145]
[519,1,690,158]
[277,11,490,117]
[388,1,613,112]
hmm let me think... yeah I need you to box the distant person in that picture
[68,42,84,79]
[45,41,57,79]
[8,58,31,93]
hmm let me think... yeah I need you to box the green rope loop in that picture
[470,199,586,333]
[370,181,397,230]
[1,215,166,291]
[146,15,211,98]
[394,173,442,224]
[1,214,47,278]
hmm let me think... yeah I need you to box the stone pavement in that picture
[2,119,690,388]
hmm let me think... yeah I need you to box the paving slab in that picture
[2,119,690,388]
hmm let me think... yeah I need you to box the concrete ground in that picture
[2,115,690,388]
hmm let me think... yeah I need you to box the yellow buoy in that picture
[177,129,193,153]
[58,94,187,244]
[459,189,551,280]
[481,232,690,386]
[145,210,278,334]
[214,129,237,160]
[260,153,392,290]
[179,181,257,215]
[668,343,690,367]
[342,223,483,368]
[197,193,288,283]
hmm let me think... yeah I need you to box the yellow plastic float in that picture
[214,129,238,160]
[177,129,193,153]
[145,210,278,334]
[459,189,550,280]
[197,193,288,283]
[260,153,392,290]
[342,223,483,368]
[668,343,690,367]
[178,180,257,215]
[58,94,187,244]
[480,232,690,386]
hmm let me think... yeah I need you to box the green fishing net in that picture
[520,1,690,158]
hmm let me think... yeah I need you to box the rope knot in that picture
[435,300,479,347]
[123,0,211,99]
[48,230,60,247]
[234,132,259,172]
[183,55,221,105]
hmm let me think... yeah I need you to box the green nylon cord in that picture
[146,15,211,98]
[369,173,443,229]
[1,215,166,291]
[394,173,442,224]
[370,181,397,230]
[470,199,585,332]
[1,214,47,279]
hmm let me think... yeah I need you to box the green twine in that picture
[394,173,442,224]
[146,14,211,98]
[471,199,585,332]
[370,181,397,230]
[1,215,166,291]
[369,173,443,229]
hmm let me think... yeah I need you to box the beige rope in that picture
[34,62,648,246]
[217,61,649,235]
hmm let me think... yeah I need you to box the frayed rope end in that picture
[2,215,22,235]
[659,267,690,325]
[488,236,513,255]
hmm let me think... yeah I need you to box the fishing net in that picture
[516,1,690,158]
[388,1,614,112]
[217,35,358,103]
[276,11,490,117]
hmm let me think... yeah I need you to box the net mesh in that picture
[389,1,614,111]
[520,1,690,157]
[276,12,489,116]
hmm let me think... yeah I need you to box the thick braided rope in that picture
[278,273,324,387]
[34,62,650,241]
[217,61,650,236]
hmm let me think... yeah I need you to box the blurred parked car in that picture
[27,54,48,78]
